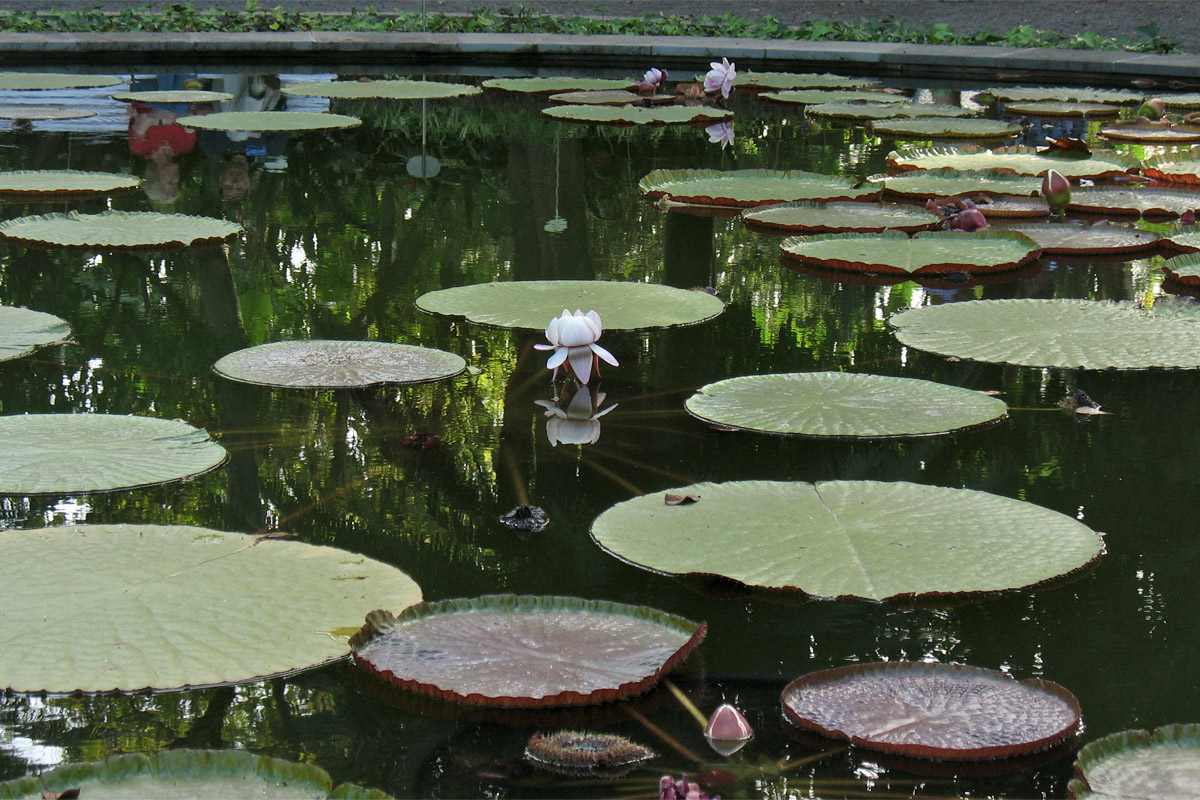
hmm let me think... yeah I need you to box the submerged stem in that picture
[623,704,705,766]
[662,678,709,730]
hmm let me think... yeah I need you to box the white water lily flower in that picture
[534,309,619,384]
[704,57,736,99]
[534,385,618,446]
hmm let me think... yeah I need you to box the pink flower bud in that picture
[1041,169,1071,213]
[704,703,753,756]
[1182,209,1197,225]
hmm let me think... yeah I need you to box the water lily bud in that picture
[1041,169,1071,213]
[1182,209,1197,225]
[704,702,753,756]
[956,207,988,232]
[1136,97,1166,119]
[643,67,668,86]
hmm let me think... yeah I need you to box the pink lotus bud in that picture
[1041,169,1071,213]
[925,198,941,214]
[636,80,657,94]
[643,67,668,86]
[1182,209,1197,225]
[704,702,753,756]
[957,207,988,232]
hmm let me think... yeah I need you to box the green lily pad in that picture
[1000,223,1161,255]
[0,749,390,799]
[416,280,724,330]
[1099,124,1200,144]
[589,480,1104,601]
[1142,148,1200,185]
[176,111,361,132]
[542,104,731,126]
[0,169,141,200]
[0,210,240,250]
[761,89,904,105]
[1066,187,1200,218]
[782,662,1082,759]
[780,230,1040,276]
[685,372,1007,438]
[481,77,635,93]
[1001,100,1121,117]
[980,86,1142,104]
[283,79,481,100]
[808,103,974,121]
[888,145,1139,180]
[0,413,227,494]
[350,595,705,707]
[0,524,422,693]
[1067,724,1200,799]
[742,202,942,235]
[1165,229,1200,253]
[1161,93,1200,110]
[639,168,879,208]
[0,72,122,91]
[111,89,234,103]
[736,71,876,90]
[1164,252,1200,286]
[0,305,70,362]
[547,90,645,105]
[213,340,466,389]
[972,196,1051,218]
[870,118,1022,140]
[890,298,1200,368]
[0,106,94,120]
[869,169,1043,200]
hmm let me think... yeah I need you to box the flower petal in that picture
[568,346,594,384]
[545,346,569,369]
[590,342,619,367]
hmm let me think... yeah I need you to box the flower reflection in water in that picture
[534,385,617,446]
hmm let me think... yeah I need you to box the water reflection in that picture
[535,384,617,446]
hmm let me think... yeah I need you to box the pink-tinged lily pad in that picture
[1141,147,1200,185]
[543,104,731,126]
[780,230,1039,276]
[1001,100,1121,117]
[781,662,1082,760]
[869,169,1042,200]
[808,103,973,121]
[870,118,1022,140]
[350,596,705,708]
[640,168,879,208]
[736,71,877,91]
[761,89,904,105]
[1065,187,1200,218]
[999,223,1161,255]
[0,210,240,250]
[1163,252,1200,286]
[1068,723,1200,799]
[888,145,1139,180]
[481,77,636,93]
[1099,124,1200,144]
[743,202,942,235]
[0,169,141,201]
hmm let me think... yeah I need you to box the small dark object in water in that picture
[501,504,550,532]
[944,271,971,283]
[690,286,719,296]
[397,433,443,449]
[525,730,654,777]
[1059,389,1104,414]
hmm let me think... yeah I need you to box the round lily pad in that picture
[0,169,141,200]
[1066,187,1200,218]
[870,169,1043,200]
[176,110,361,132]
[0,106,94,120]
[213,340,467,389]
[1100,124,1200,144]
[547,90,645,105]
[888,146,1139,180]
[1000,223,1161,255]
[973,196,1051,218]
[781,662,1082,759]
[481,77,635,93]
[1161,93,1200,110]
[416,280,724,331]
[1165,229,1200,253]
[111,89,234,103]
[1001,100,1121,117]
[0,524,422,693]
[542,105,731,126]
[736,71,876,91]
[0,72,122,91]
[780,230,1040,276]
[870,118,1022,140]
[890,298,1200,369]
[0,413,227,494]
[685,372,1006,438]
[0,305,70,362]
[283,79,481,100]
[1164,252,1200,286]
[590,480,1105,601]
[1142,148,1200,185]
[350,595,705,707]
[1068,723,1200,799]
[0,210,240,250]
[639,168,879,208]
[981,86,1141,104]
[762,89,904,105]
[742,202,942,235]
[808,103,973,121]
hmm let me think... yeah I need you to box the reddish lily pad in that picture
[742,202,942,235]
[1164,252,1200,286]
[0,210,240,250]
[780,230,1040,276]
[808,103,973,121]
[870,118,1022,140]
[350,595,706,707]
[869,169,1042,200]
[1001,100,1121,117]
[781,662,1082,760]
[1142,148,1200,185]
[640,168,879,208]
[1065,187,1200,218]
[1067,723,1200,799]
[888,145,1139,180]
[0,169,141,201]
[736,71,876,91]
[543,105,731,126]
[999,223,1161,255]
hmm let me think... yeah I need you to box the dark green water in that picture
[0,72,1198,799]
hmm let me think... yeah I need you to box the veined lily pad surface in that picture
[590,480,1104,601]
[547,90,645,106]
[736,71,875,90]
[1162,93,1200,109]
[0,210,240,249]
[350,595,705,707]
[213,340,467,389]
[481,77,635,93]
[0,306,70,362]
[0,72,121,91]
[542,105,731,126]
[0,106,94,120]
[1066,187,1200,218]
[974,196,1051,218]
[0,524,422,693]
[111,89,234,103]
[981,86,1141,104]
[416,280,724,330]
[807,103,973,121]
[1001,100,1121,117]
[779,230,1040,276]
[1099,124,1200,144]
[1142,149,1200,184]
[1067,723,1200,799]
[742,201,942,235]
[176,111,362,132]
[684,372,1007,438]
[283,79,481,100]
[0,169,141,199]
[891,298,1200,369]
[762,89,904,105]
[1164,252,1200,285]
[888,146,1139,179]
[639,168,878,207]
[869,169,1042,200]
[1166,229,1200,253]
[781,662,1082,759]
[0,413,226,494]
[1001,223,1161,255]
[0,749,389,799]
[869,118,1022,140]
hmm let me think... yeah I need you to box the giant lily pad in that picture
[350,595,705,707]
[1000,222,1161,255]
[111,89,234,103]
[1164,252,1200,286]
[869,169,1042,200]
[1161,93,1200,109]
[685,372,1007,437]
[1099,124,1200,144]
[590,480,1104,601]
[0,106,94,120]
[213,340,466,389]
[284,79,481,99]
[1165,229,1200,253]
[781,662,1082,759]
[1001,100,1121,117]
[639,168,879,208]
[762,89,904,105]
[543,105,731,126]
[0,749,389,799]
[0,524,422,693]
[0,169,141,200]
[890,298,1200,368]
[0,72,122,91]
[0,210,240,250]
[736,71,876,90]
[481,77,635,93]
[0,414,226,494]
[1065,187,1200,218]
[1067,724,1200,799]
[980,86,1141,104]
[870,118,1022,140]
[176,110,361,131]
[742,202,942,235]
[416,280,724,330]
[888,146,1139,180]
[0,306,70,362]
[808,103,973,121]
[1142,148,1200,185]
[780,230,1040,276]
[548,90,645,105]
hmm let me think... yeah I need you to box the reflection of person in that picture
[128,78,201,206]
[218,154,252,205]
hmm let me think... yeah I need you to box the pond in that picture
[0,67,1198,799]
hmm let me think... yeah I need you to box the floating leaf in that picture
[176,110,361,131]
[543,104,731,126]
[525,730,655,776]
[350,595,705,707]
[1001,100,1121,117]
[762,89,903,105]
[869,169,1042,200]
[283,79,481,100]
[981,86,1141,104]
[212,340,466,389]
[1161,93,1200,110]
[890,298,1200,368]
[0,72,121,91]
[1163,252,1200,286]
[742,201,942,235]
[1100,124,1200,144]
[808,103,973,121]
[781,662,1081,759]
[1142,148,1200,185]
[0,413,227,494]
[973,196,1051,218]
[1165,229,1200,253]
[0,306,70,362]
[111,89,234,103]
[416,280,724,330]
[736,71,876,90]
[1068,723,1200,799]
[888,145,1139,179]
[0,169,141,200]
[0,211,240,250]
[869,118,1022,140]
[547,90,646,105]
[481,77,635,93]
[684,372,1007,438]
[639,168,878,208]
[780,230,1039,276]
[1066,187,1200,218]
[0,106,93,120]
[0,524,422,692]
[999,222,1161,254]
